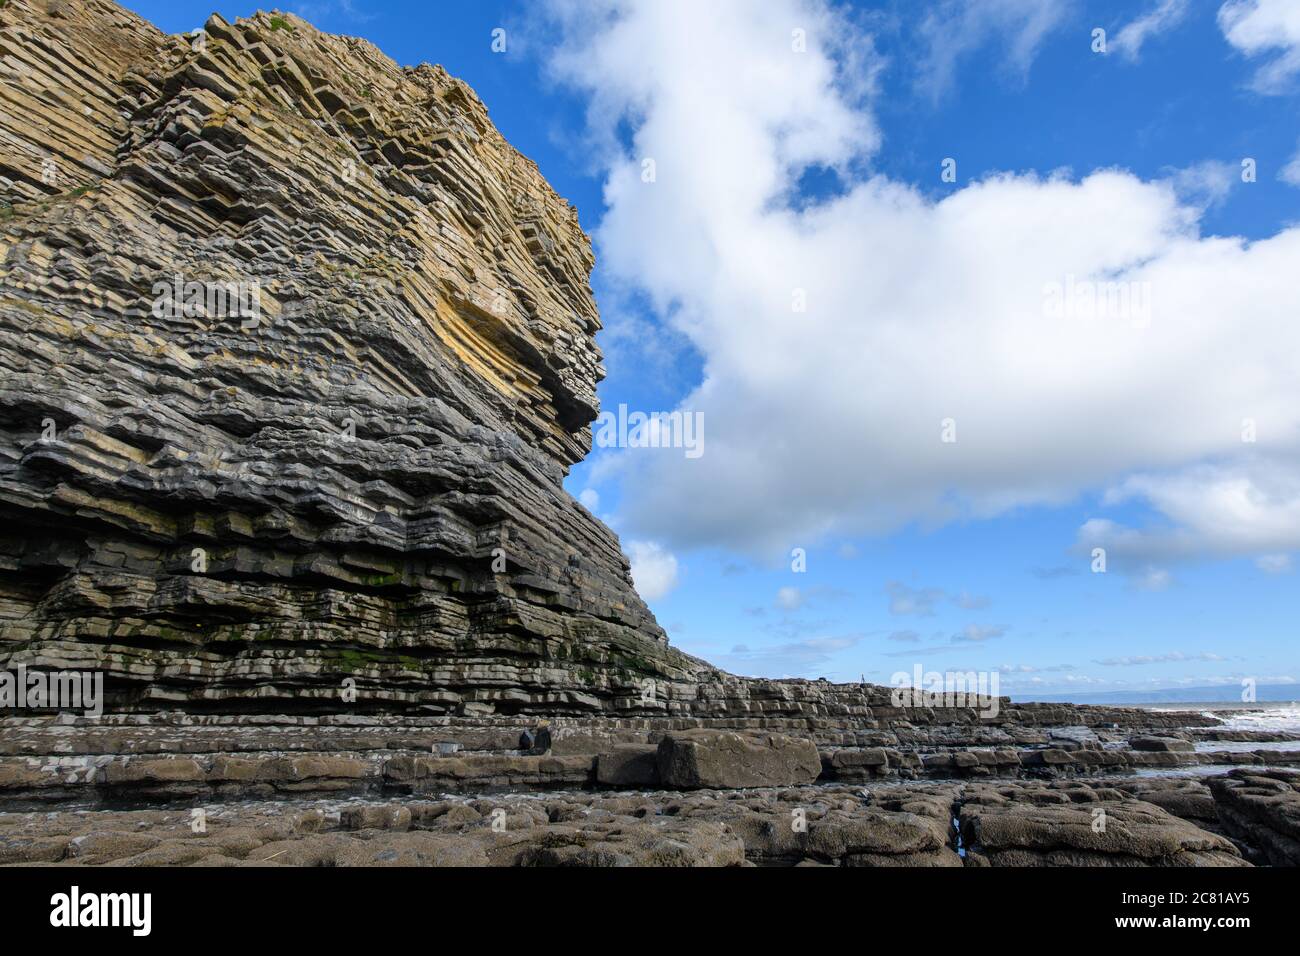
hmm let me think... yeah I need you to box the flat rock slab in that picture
[1,779,1285,868]
[1131,736,1194,753]
[1209,768,1300,866]
[656,731,820,789]
[960,790,1245,867]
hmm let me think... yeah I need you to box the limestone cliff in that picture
[0,2,1221,733]
[0,0,717,713]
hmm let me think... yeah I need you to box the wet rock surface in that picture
[959,783,1246,867]
[1209,768,1300,866]
[0,775,1274,868]
[0,709,1296,865]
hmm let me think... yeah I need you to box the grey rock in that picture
[596,745,659,787]
[656,731,821,790]
[1209,769,1300,866]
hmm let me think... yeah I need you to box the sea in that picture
[1129,701,1300,775]
[1138,701,1300,737]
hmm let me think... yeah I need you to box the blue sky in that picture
[124,0,1300,699]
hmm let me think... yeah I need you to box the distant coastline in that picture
[1014,684,1300,706]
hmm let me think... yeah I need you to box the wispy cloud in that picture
[1112,0,1192,61]
[291,0,377,25]
[1093,651,1230,666]
[953,590,991,610]
[885,580,945,616]
[721,634,864,677]
[886,581,992,615]
[1163,159,1239,210]
[953,624,1006,643]
[1219,0,1300,93]
[1076,457,1300,584]
[1281,143,1300,187]
[915,0,1077,100]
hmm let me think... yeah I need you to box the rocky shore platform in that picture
[3,706,1299,867]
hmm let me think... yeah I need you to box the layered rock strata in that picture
[3,707,1299,865]
[0,0,696,715]
[3,711,1297,809]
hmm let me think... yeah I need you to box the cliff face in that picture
[0,0,714,714]
[0,2,1214,730]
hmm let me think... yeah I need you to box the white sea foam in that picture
[1208,705,1300,736]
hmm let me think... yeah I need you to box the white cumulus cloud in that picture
[1077,456,1300,573]
[543,0,1300,573]
[1219,0,1300,92]
[625,540,679,600]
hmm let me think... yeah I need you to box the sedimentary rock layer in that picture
[0,0,707,714]
[4,706,1298,864]
[6,711,1287,810]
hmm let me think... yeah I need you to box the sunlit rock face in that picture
[0,1,1214,735]
[0,0,705,714]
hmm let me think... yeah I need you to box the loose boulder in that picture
[656,731,821,789]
